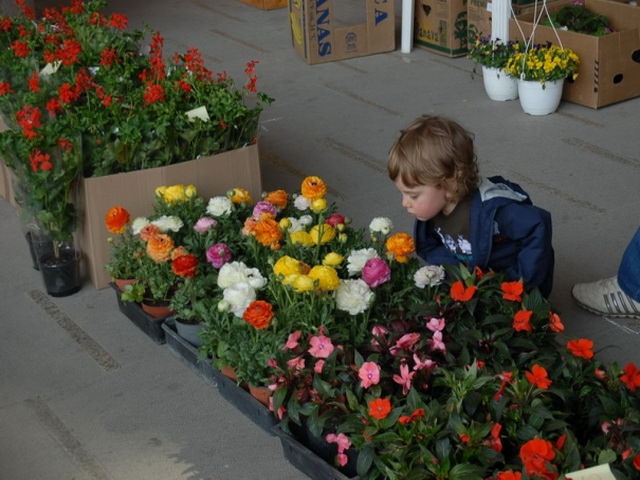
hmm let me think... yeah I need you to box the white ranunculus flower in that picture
[298,214,313,226]
[283,217,304,233]
[413,265,446,288]
[223,282,256,318]
[335,279,374,315]
[346,248,379,276]
[294,195,311,211]
[131,217,150,235]
[152,215,183,233]
[217,261,250,289]
[369,217,393,234]
[206,196,233,217]
[244,267,267,289]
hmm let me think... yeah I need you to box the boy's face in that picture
[394,177,448,222]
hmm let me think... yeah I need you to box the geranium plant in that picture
[504,41,580,84]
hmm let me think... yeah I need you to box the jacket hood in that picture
[478,177,530,204]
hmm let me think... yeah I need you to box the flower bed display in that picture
[106,176,640,480]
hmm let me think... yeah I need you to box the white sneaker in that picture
[572,276,640,319]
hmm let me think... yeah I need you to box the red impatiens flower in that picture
[450,281,477,302]
[494,371,513,401]
[525,364,552,390]
[368,397,392,420]
[496,471,522,480]
[634,453,640,471]
[519,438,558,480]
[143,82,164,104]
[398,408,425,424]
[620,362,640,392]
[548,312,564,333]
[458,433,470,443]
[108,13,128,30]
[486,422,503,452]
[566,338,595,359]
[513,309,533,332]
[502,280,524,302]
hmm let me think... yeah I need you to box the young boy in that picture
[388,115,554,297]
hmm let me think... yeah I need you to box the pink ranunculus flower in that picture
[206,243,233,269]
[252,200,277,218]
[314,360,325,373]
[325,212,346,227]
[193,216,217,233]
[426,317,446,332]
[370,324,389,351]
[282,330,302,351]
[361,257,391,288]
[308,334,335,359]
[390,332,421,355]
[358,361,381,389]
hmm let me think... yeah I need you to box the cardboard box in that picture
[288,0,395,64]
[510,0,640,108]
[239,0,287,10]
[414,0,469,57]
[78,143,262,289]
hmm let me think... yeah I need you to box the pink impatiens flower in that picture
[282,330,302,350]
[413,353,437,372]
[393,363,416,395]
[425,317,446,332]
[428,331,446,353]
[314,360,325,373]
[287,356,305,371]
[358,361,381,389]
[308,334,335,358]
[326,432,352,467]
[370,324,389,351]
[390,332,421,355]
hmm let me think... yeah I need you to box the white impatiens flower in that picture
[369,217,393,235]
[217,261,266,290]
[335,279,374,315]
[152,215,183,233]
[346,248,379,276]
[223,282,256,318]
[206,196,233,217]
[413,265,446,288]
[294,195,311,211]
[131,217,150,235]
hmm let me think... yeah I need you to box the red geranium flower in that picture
[143,83,165,104]
[28,72,40,92]
[56,38,82,66]
[450,281,477,302]
[513,309,533,332]
[58,83,79,104]
[29,149,53,172]
[0,82,13,96]
[501,280,524,302]
[109,13,128,30]
[10,40,30,57]
[566,338,594,359]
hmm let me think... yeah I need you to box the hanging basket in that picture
[517,78,565,115]
[482,66,519,101]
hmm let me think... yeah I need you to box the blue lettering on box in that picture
[316,0,332,56]
[374,8,388,25]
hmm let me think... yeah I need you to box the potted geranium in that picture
[504,41,580,115]
[468,36,519,101]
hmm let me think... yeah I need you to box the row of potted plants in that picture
[468,38,580,115]
[0,0,272,295]
[106,176,640,480]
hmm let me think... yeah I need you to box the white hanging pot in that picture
[482,66,518,101]
[517,78,565,115]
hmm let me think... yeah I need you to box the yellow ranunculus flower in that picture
[274,255,302,277]
[229,187,252,204]
[155,185,167,197]
[164,184,187,203]
[338,233,348,243]
[290,230,314,247]
[279,218,292,230]
[322,252,343,266]
[185,184,197,198]
[310,198,327,213]
[308,265,340,291]
[284,274,315,292]
[309,224,336,245]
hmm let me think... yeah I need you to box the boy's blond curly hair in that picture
[387,115,479,204]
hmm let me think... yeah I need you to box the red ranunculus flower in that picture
[105,206,130,234]
[243,300,274,329]
[171,254,198,278]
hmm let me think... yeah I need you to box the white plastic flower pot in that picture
[482,66,518,101]
[517,78,565,116]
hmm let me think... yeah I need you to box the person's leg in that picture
[572,228,640,318]
[618,227,640,302]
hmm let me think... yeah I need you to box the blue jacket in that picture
[414,176,554,296]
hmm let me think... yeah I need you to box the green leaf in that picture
[449,463,484,480]
[598,449,617,465]
[356,443,375,477]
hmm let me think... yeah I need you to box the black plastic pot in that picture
[39,249,81,297]
[25,231,54,271]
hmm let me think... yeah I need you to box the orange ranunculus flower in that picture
[253,214,282,250]
[171,246,188,260]
[368,397,391,420]
[496,471,522,480]
[139,223,161,241]
[264,189,288,209]
[519,438,557,480]
[501,280,524,302]
[450,281,477,302]
[385,233,415,263]
[243,300,274,329]
[300,175,327,201]
[513,309,533,332]
[172,254,198,278]
[242,215,260,236]
[566,338,594,359]
[548,312,564,333]
[146,234,174,263]
[105,206,130,234]
[525,364,552,389]
[229,187,252,204]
